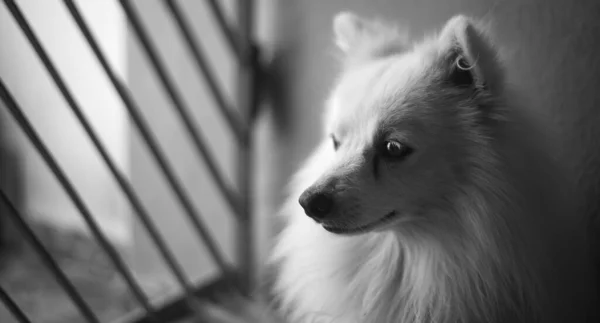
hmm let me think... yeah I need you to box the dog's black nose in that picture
[299,191,334,219]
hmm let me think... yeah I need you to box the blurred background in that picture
[1,0,600,322]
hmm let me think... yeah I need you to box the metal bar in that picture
[49,0,231,275]
[204,0,240,59]
[0,190,100,323]
[235,0,257,295]
[0,284,33,323]
[0,75,154,318]
[119,0,244,220]
[62,0,196,300]
[163,0,245,142]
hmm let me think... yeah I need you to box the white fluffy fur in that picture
[269,13,598,323]
[193,13,598,323]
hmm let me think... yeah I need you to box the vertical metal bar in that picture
[42,0,231,276]
[62,0,196,299]
[204,0,240,60]
[236,0,257,295]
[0,284,33,323]
[119,0,243,220]
[0,190,100,323]
[0,75,154,319]
[163,0,245,141]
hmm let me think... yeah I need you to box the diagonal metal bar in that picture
[163,0,245,143]
[41,0,231,275]
[0,75,155,319]
[204,0,241,60]
[0,284,33,323]
[119,0,244,220]
[0,190,100,323]
[61,0,196,300]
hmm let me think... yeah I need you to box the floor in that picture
[0,220,186,323]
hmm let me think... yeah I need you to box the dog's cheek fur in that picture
[349,145,464,219]
[373,99,482,221]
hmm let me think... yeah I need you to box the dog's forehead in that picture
[326,52,428,135]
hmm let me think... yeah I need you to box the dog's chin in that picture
[322,211,399,235]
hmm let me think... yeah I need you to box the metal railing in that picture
[0,0,263,322]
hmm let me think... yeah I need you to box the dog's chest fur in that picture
[273,216,406,323]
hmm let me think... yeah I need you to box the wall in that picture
[0,1,130,244]
[271,0,600,247]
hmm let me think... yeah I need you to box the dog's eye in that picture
[331,134,341,151]
[381,140,413,159]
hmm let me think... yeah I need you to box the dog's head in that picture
[299,13,506,235]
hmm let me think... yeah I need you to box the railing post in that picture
[236,0,257,296]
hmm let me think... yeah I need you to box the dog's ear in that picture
[332,12,408,61]
[438,15,504,93]
[333,12,366,53]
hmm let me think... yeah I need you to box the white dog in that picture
[195,12,599,323]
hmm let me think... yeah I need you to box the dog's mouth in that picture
[322,211,398,235]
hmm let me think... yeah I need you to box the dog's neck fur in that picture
[273,170,541,323]
[271,123,552,323]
